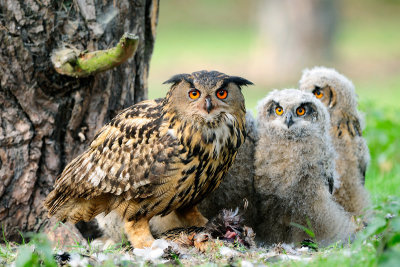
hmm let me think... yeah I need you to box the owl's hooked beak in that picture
[285,112,294,128]
[204,96,213,113]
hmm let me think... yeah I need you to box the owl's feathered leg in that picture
[150,212,185,236]
[150,206,208,236]
[124,218,154,248]
[175,205,209,227]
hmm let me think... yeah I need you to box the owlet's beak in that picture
[204,96,213,113]
[285,112,294,128]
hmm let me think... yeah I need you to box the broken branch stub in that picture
[52,33,139,78]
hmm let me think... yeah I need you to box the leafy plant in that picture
[355,196,400,266]
[290,219,316,240]
[290,219,320,252]
[14,233,57,267]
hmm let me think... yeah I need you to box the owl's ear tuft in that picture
[224,76,254,89]
[163,73,192,85]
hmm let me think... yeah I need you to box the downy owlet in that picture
[299,66,370,216]
[254,89,355,245]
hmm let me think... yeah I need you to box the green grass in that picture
[337,0,400,58]
[357,76,400,109]
[362,103,400,202]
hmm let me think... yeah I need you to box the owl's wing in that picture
[336,113,362,138]
[337,113,369,185]
[45,99,180,214]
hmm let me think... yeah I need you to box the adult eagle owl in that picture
[44,70,253,248]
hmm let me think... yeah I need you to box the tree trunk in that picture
[0,0,159,243]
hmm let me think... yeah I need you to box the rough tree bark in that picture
[0,0,159,243]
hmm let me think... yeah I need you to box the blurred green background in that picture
[147,0,400,204]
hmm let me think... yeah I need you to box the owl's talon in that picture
[124,218,155,248]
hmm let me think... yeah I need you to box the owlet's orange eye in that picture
[188,89,201,99]
[275,106,284,116]
[314,89,323,99]
[216,89,228,99]
[296,107,306,116]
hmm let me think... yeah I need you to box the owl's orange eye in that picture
[314,89,323,99]
[296,107,306,116]
[216,89,228,99]
[275,107,284,116]
[188,89,201,99]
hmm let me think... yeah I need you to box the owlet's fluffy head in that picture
[257,88,330,140]
[299,66,359,119]
[163,70,253,127]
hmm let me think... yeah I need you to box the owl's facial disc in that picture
[265,100,319,135]
[164,71,249,126]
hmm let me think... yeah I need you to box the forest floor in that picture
[0,194,397,267]
[1,101,399,267]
